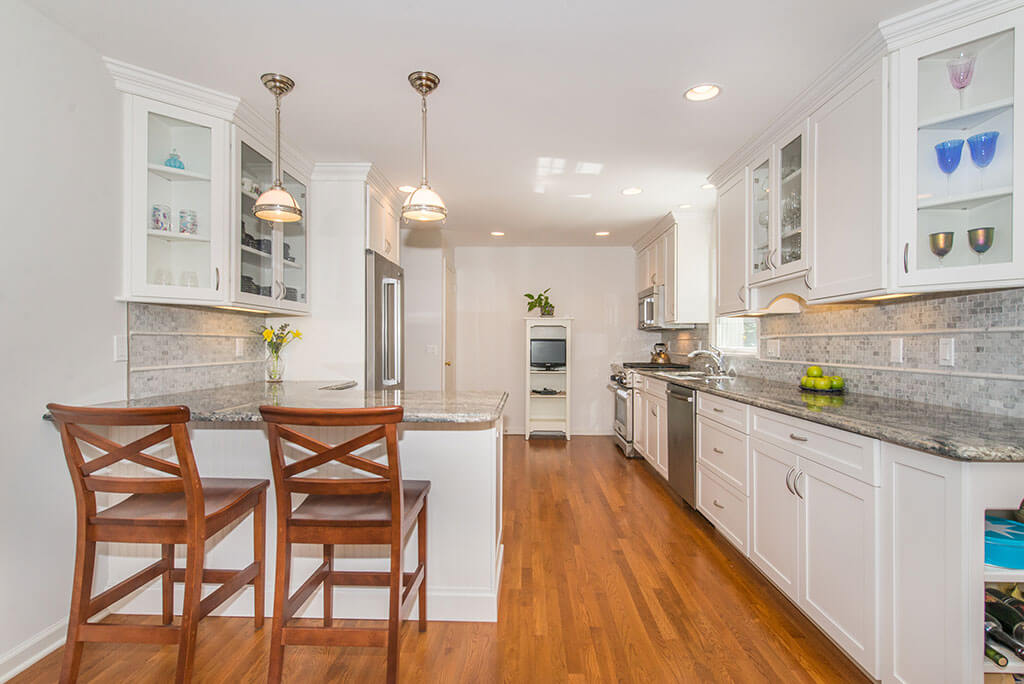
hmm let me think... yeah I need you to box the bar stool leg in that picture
[253,493,266,630]
[267,535,291,684]
[175,539,204,684]
[59,537,96,684]
[323,544,333,627]
[418,502,427,632]
[386,539,401,684]
[162,544,174,625]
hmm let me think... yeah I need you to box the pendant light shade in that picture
[253,73,302,223]
[402,71,446,224]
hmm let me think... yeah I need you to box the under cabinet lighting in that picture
[490,231,505,236]
[862,293,918,301]
[685,84,721,102]
[595,231,610,236]
[215,305,272,314]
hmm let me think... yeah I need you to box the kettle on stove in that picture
[650,343,671,364]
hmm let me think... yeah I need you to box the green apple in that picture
[813,377,833,391]
[830,376,845,390]
[800,376,812,388]
[807,366,824,378]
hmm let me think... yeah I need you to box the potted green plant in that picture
[524,289,555,316]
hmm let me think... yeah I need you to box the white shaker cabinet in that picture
[808,60,888,301]
[368,182,400,265]
[749,438,801,602]
[715,171,749,315]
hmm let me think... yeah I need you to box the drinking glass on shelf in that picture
[929,231,954,265]
[934,139,964,194]
[179,270,200,288]
[967,131,999,189]
[968,227,994,264]
[947,52,976,110]
[154,268,173,286]
[178,209,198,235]
[150,204,171,232]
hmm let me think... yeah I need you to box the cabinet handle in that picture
[785,466,796,495]
[803,266,812,290]
[903,242,909,273]
[737,286,745,304]
[712,499,725,509]
[768,249,776,270]
[277,280,285,300]
[789,433,808,442]
[215,268,220,291]
[651,407,657,416]
[712,407,724,413]
[385,238,392,254]
[712,447,724,454]
[794,471,805,499]
[651,273,656,285]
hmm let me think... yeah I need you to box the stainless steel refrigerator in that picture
[365,250,404,391]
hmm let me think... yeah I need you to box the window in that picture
[715,317,758,354]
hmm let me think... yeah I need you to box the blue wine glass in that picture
[967,131,999,189]
[935,139,964,195]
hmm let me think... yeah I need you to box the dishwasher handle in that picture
[667,386,694,403]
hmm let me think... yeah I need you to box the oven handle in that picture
[614,387,630,400]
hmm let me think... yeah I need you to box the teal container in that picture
[985,514,1024,569]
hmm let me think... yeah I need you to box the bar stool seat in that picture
[94,478,268,528]
[291,479,430,529]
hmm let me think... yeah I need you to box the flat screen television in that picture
[530,338,566,370]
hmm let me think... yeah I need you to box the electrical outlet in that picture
[426,344,439,356]
[113,335,127,362]
[235,338,245,358]
[766,339,780,358]
[890,338,904,364]
[939,338,955,367]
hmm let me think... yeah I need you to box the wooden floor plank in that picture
[12,436,868,683]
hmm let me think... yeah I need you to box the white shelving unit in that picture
[524,317,572,440]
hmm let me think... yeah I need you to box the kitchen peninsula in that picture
[66,382,508,623]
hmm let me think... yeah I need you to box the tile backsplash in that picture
[726,288,1024,417]
[128,303,265,398]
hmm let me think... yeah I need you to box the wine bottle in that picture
[985,614,1024,660]
[985,637,1009,668]
[988,586,1024,615]
[985,594,1024,641]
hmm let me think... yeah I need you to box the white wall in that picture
[0,0,127,676]
[401,229,445,391]
[267,167,366,385]
[455,246,659,435]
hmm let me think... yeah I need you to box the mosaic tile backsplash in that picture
[128,303,265,399]
[724,288,1024,417]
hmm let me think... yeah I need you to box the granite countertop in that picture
[65,382,508,425]
[637,371,1024,463]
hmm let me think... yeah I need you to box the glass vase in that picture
[265,351,285,383]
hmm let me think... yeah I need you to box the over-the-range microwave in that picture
[638,286,695,331]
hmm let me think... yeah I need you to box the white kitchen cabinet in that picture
[798,457,878,676]
[895,10,1024,290]
[635,212,711,323]
[632,388,647,459]
[369,182,400,265]
[646,395,668,478]
[749,438,801,602]
[697,464,749,554]
[715,171,748,315]
[808,60,888,301]
[661,229,676,322]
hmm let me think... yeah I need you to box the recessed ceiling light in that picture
[701,183,716,190]
[490,231,505,237]
[595,231,610,236]
[568,193,592,199]
[685,84,721,102]
[398,185,417,193]
[678,203,692,209]
[621,187,643,196]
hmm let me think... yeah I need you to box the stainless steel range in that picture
[609,361,692,458]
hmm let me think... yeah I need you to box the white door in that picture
[635,248,648,294]
[716,171,748,314]
[797,457,878,677]
[749,155,774,284]
[770,124,810,279]
[809,61,886,301]
[749,438,800,601]
[645,394,660,469]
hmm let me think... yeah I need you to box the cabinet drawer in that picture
[697,416,749,494]
[643,376,668,398]
[697,465,748,555]
[696,393,750,434]
[751,409,879,486]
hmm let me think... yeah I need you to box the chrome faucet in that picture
[687,345,725,376]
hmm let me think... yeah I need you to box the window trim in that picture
[714,316,759,356]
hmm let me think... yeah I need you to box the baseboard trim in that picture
[0,619,67,683]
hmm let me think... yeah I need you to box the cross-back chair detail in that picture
[47,403,269,684]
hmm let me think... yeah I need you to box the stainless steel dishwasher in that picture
[667,384,696,507]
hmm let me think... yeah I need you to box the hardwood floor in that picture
[13,435,868,683]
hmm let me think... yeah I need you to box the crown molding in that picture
[310,162,373,182]
[103,57,240,120]
[233,99,314,177]
[879,0,1023,49]
[366,165,403,209]
[708,29,887,186]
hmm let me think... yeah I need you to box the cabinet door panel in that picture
[662,229,676,322]
[810,62,886,300]
[750,439,800,601]
[716,172,748,314]
[749,157,773,284]
[633,391,646,457]
[655,397,668,478]
[646,395,660,470]
[798,458,878,677]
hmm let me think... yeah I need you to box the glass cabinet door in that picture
[750,158,772,281]
[279,170,308,309]
[777,134,804,269]
[238,141,277,304]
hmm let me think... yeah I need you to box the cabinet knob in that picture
[444,361,452,367]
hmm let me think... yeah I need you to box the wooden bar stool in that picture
[259,405,429,684]
[47,404,269,684]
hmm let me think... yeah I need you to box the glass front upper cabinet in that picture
[777,134,804,269]
[750,158,772,281]
[132,98,227,301]
[900,16,1023,287]
[280,171,308,309]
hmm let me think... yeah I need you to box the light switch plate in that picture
[766,339,780,358]
[890,338,904,364]
[939,338,955,367]
[235,338,245,358]
[113,335,127,362]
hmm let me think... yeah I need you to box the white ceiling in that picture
[31,0,924,246]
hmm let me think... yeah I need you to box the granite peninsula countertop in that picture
[67,382,508,425]
[637,371,1024,462]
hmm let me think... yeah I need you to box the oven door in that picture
[613,386,632,442]
[638,293,656,329]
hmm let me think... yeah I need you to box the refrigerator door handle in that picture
[381,277,402,386]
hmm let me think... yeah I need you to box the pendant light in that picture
[253,73,302,223]
[402,71,447,223]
